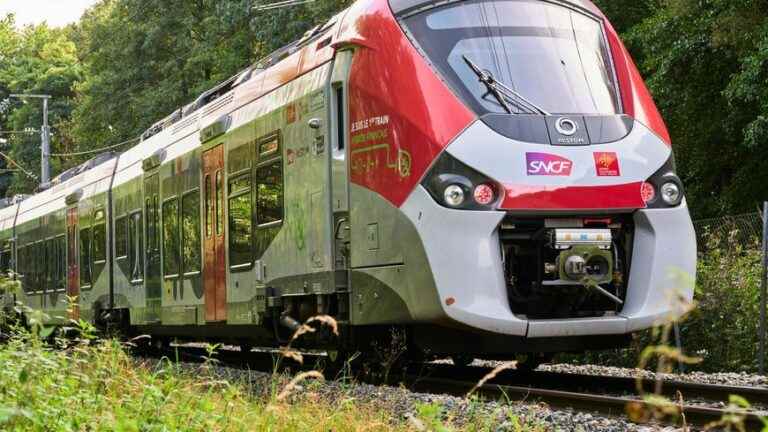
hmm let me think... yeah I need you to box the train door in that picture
[202,145,226,322]
[66,207,79,320]
[328,50,353,273]
[144,174,161,322]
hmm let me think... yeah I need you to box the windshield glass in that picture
[402,0,621,115]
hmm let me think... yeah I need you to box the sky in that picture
[0,0,99,28]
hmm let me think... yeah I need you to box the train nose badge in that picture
[555,117,579,136]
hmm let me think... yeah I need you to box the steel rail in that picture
[137,345,768,429]
[421,364,768,406]
[408,375,767,429]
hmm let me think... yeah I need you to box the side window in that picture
[129,211,144,282]
[57,236,65,291]
[228,173,252,267]
[215,170,223,235]
[0,247,9,273]
[115,216,128,259]
[181,191,202,273]
[46,239,54,292]
[256,160,284,225]
[80,227,92,287]
[93,209,107,264]
[336,86,345,151]
[205,175,212,237]
[162,198,180,276]
[35,242,42,292]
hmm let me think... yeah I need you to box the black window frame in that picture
[128,210,144,284]
[93,208,107,266]
[162,196,181,279]
[115,215,128,260]
[181,189,202,275]
[56,234,66,292]
[255,133,284,228]
[228,170,253,270]
[80,226,93,289]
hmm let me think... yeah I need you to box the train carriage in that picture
[0,0,696,363]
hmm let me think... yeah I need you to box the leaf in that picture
[17,368,28,384]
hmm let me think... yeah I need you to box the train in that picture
[0,0,696,367]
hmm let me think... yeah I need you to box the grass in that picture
[0,320,550,432]
[0,328,409,432]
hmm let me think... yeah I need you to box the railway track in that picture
[420,363,768,406]
[148,345,768,429]
[407,365,768,429]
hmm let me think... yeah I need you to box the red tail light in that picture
[641,182,657,204]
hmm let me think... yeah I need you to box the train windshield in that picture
[402,0,621,115]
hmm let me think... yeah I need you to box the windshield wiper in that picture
[463,55,550,116]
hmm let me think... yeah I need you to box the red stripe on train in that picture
[500,182,646,210]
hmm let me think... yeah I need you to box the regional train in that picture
[0,0,696,366]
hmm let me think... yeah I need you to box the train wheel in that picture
[514,353,551,371]
[240,344,253,355]
[451,355,475,367]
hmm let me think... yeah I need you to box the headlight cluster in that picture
[423,152,501,210]
[642,156,685,208]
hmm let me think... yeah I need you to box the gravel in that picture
[139,356,689,432]
[537,363,768,389]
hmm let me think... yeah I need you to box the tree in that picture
[0,15,80,194]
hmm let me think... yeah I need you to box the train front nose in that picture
[401,118,696,338]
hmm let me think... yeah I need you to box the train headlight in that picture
[443,184,466,207]
[423,152,501,211]
[661,182,682,206]
[643,156,685,208]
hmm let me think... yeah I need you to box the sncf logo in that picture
[526,153,573,176]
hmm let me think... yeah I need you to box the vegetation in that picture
[569,232,766,373]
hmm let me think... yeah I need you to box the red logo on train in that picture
[593,152,621,177]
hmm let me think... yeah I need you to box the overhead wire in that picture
[254,0,316,11]
[50,137,141,158]
[0,150,38,181]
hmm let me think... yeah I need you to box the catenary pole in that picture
[9,94,52,187]
[760,201,768,375]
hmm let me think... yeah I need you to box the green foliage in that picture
[681,235,764,372]
[599,0,768,218]
[0,326,408,431]
[0,15,80,194]
[564,233,767,373]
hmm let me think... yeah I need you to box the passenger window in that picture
[80,227,92,287]
[129,212,144,282]
[115,216,128,259]
[145,198,152,252]
[215,170,223,235]
[256,160,284,225]
[336,86,345,151]
[228,173,252,267]
[0,248,9,273]
[182,191,202,273]
[93,226,106,265]
[57,236,65,291]
[93,209,106,264]
[153,196,159,252]
[162,198,180,276]
[205,175,212,237]
[46,239,54,292]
